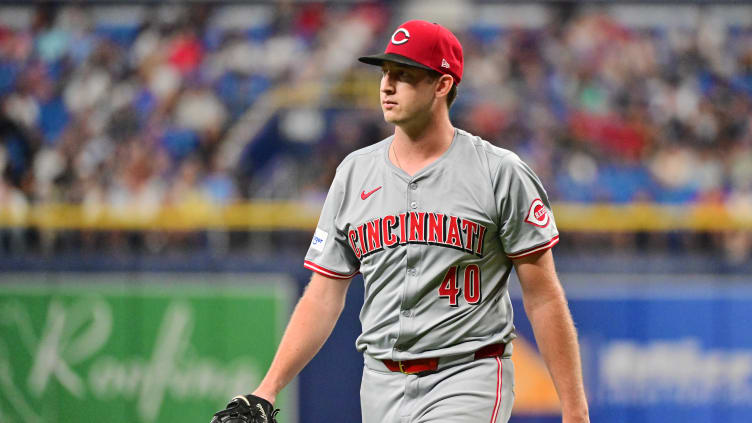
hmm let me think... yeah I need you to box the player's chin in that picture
[382,110,400,124]
[382,108,408,124]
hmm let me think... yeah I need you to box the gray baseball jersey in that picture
[304,128,558,361]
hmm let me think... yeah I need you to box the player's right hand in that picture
[210,394,279,423]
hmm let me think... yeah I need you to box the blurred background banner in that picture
[0,1,750,422]
[0,273,297,423]
[511,274,752,423]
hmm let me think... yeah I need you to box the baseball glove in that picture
[210,394,279,423]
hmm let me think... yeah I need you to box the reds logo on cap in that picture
[391,28,410,45]
[525,199,551,228]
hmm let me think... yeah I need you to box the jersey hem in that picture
[303,260,359,280]
[506,235,559,259]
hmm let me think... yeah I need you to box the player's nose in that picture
[380,72,396,94]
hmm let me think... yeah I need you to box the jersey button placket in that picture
[400,179,420,350]
[407,179,418,210]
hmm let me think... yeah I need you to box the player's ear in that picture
[435,74,454,100]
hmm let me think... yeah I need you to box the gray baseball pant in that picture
[361,356,515,423]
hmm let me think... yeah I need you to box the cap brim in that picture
[358,53,434,72]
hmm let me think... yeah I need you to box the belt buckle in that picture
[397,360,407,374]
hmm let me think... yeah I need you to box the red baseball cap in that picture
[359,20,463,85]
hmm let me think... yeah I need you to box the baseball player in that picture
[212,20,589,423]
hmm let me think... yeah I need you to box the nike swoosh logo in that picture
[361,186,382,200]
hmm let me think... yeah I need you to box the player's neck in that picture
[391,115,454,176]
[394,104,453,146]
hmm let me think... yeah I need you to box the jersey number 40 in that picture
[438,265,481,307]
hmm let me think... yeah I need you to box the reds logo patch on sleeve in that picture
[524,199,551,228]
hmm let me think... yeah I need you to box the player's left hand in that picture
[210,394,279,423]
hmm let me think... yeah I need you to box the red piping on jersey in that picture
[303,260,359,280]
[506,236,559,260]
[490,356,503,423]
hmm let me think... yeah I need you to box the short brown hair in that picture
[446,84,458,108]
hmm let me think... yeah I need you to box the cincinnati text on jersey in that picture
[348,212,487,259]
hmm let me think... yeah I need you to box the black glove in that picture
[210,394,279,423]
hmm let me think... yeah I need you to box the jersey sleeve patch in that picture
[524,198,551,228]
[303,260,359,280]
[506,236,559,260]
[310,227,329,252]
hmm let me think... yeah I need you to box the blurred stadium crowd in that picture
[0,2,751,256]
